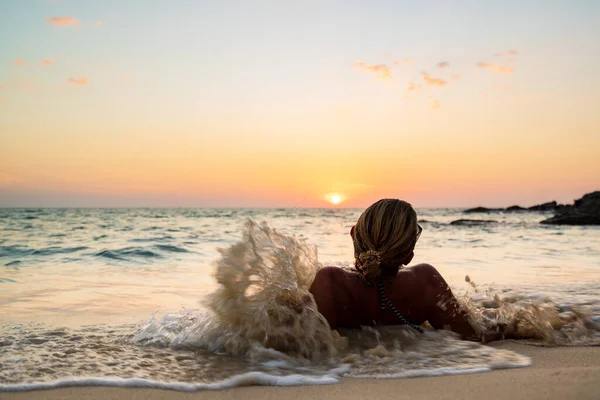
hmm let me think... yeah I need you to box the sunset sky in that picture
[1,0,599,208]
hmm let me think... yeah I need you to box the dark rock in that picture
[464,207,503,213]
[450,219,498,226]
[528,201,557,211]
[541,191,600,225]
[506,205,527,212]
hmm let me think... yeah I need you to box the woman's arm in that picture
[309,267,340,329]
[415,264,480,340]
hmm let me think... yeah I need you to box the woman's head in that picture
[351,199,421,281]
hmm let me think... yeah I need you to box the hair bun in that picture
[357,249,382,281]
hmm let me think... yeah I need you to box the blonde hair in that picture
[352,199,420,281]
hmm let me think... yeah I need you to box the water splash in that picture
[130,219,536,379]
[133,220,339,362]
[2,219,598,390]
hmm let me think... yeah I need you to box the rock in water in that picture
[450,219,498,226]
[463,207,503,213]
[540,192,600,225]
[528,201,558,211]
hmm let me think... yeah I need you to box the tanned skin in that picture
[309,262,479,339]
[309,228,509,342]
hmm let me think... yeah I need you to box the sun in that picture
[325,192,345,205]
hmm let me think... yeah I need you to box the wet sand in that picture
[2,342,599,400]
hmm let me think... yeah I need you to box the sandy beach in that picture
[3,342,599,400]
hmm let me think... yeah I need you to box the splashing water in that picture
[130,220,539,379]
[132,220,342,363]
[2,219,599,391]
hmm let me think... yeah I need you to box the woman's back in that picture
[309,198,510,342]
[309,263,477,339]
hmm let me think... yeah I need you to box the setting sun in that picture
[325,193,345,205]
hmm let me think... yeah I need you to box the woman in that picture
[309,199,504,342]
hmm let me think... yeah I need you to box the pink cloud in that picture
[42,59,53,66]
[14,58,25,66]
[429,95,440,109]
[393,58,414,66]
[406,81,422,91]
[68,77,88,85]
[46,17,79,27]
[422,72,448,87]
[496,50,518,57]
[476,62,514,75]
[354,62,393,79]
[436,61,450,68]
[94,20,103,27]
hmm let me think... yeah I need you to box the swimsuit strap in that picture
[377,281,425,334]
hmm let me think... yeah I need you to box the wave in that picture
[0,371,342,392]
[130,235,175,243]
[2,219,598,390]
[130,220,539,380]
[4,260,21,266]
[0,245,90,258]
[95,248,163,260]
[31,246,89,256]
[152,244,189,253]
[0,245,32,258]
[92,244,189,260]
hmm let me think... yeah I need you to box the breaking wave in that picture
[2,219,598,391]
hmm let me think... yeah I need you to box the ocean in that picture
[1,208,599,391]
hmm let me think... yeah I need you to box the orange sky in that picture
[1,1,599,207]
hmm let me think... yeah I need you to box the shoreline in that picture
[3,342,599,400]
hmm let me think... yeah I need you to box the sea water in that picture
[1,208,599,391]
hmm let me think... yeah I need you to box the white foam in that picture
[0,371,340,392]
[350,357,531,379]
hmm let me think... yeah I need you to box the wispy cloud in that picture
[422,72,448,87]
[46,17,79,27]
[354,62,393,79]
[94,20,103,27]
[68,77,88,85]
[496,50,518,57]
[14,58,25,66]
[437,61,450,69]
[406,81,422,91]
[476,62,514,75]
[392,58,414,66]
[429,95,440,110]
[42,59,53,66]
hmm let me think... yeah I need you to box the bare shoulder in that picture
[313,266,355,282]
[395,263,448,300]
[409,263,441,276]
[399,263,442,282]
[311,266,357,294]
